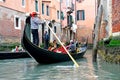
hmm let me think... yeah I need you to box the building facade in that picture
[0,0,98,44]
[0,0,28,43]
[0,0,61,44]
[60,0,96,43]
[75,0,96,43]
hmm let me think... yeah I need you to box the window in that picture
[57,0,63,2]
[57,10,59,19]
[61,11,64,20]
[67,15,73,27]
[66,0,72,8]
[66,0,69,7]
[76,0,84,3]
[22,0,25,7]
[14,16,21,29]
[60,0,63,2]
[42,3,44,14]
[35,0,39,12]
[54,26,57,33]
[46,6,49,16]
[0,0,5,2]
[77,10,85,20]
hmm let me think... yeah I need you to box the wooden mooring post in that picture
[93,5,103,62]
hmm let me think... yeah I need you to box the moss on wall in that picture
[98,50,120,64]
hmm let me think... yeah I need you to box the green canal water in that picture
[0,50,120,80]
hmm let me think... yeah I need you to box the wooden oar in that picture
[45,21,79,67]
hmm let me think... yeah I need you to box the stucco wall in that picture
[76,0,96,43]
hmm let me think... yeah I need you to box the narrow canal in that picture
[0,50,120,80]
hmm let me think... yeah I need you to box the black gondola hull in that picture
[0,51,30,59]
[22,25,87,64]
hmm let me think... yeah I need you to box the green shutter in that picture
[61,12,64,20]
[83,10,85,20]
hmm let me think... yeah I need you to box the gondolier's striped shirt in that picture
[31,17,44,29]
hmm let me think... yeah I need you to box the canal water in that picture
[0,50,120,80]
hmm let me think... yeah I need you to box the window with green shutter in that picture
[61,11,64,20]
[77,10,85,20]
[46,6,49,16]
[42,3,44,14]
[35,0,38,12]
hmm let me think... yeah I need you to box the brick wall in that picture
[112,0,120,32]
[0,6,25,43]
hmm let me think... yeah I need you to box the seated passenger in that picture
[48,40,58,51]
[66,40,73,49]
[68,41,76,53]
[53,42,67,54]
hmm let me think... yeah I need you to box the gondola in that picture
[0,51,30,60]
[21,25,87,64]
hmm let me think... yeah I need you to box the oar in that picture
[45,21,79,67]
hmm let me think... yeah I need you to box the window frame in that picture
[77,10,85,20]
[35,0,39,12]
[14,15,21,30]
[54,26,57,33]
[22,0,26,7]
[46,5,49,16]
[42,3,44,14]
[61,11,64,20]
[57,10,60,19]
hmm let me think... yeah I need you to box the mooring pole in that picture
[93,5,103,62]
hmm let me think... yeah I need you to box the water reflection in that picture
[0,50,120,80]
[21,57,98,80]
[97,61,120,80]
[92,58,120,80]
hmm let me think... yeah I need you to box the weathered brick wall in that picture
[112,0,120,32]
[0,6,25,43]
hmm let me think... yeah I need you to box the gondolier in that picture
[31,12,44,46]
